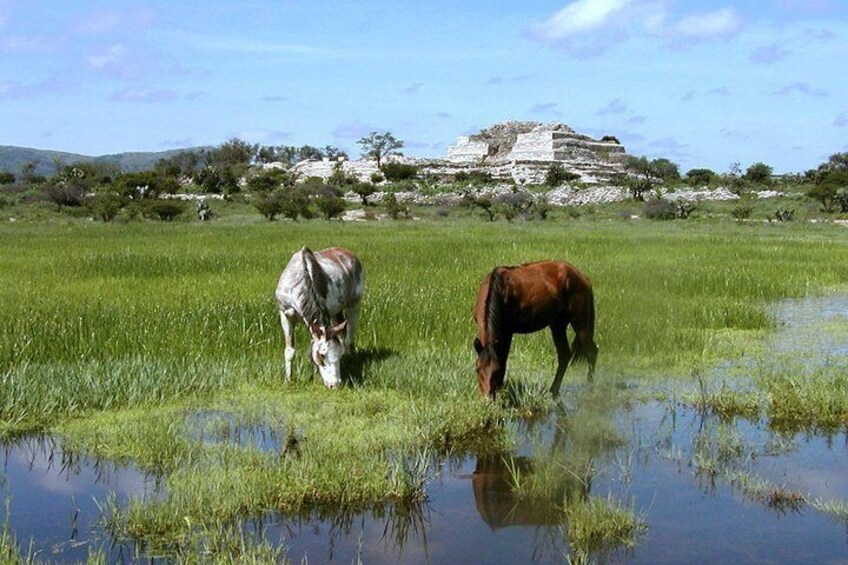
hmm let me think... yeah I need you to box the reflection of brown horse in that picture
[472,456,563,530]
[473,261,598,399]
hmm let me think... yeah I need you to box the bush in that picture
[744,162,773,185]
[731,204,753,220]
[495,191,534,221]
[643,198,677,220]
[143,199,186,221]
[352,182,376,206]
[380,162,418,182]
[685,168,717,187]
[43,183,86,210]
[312,185,346,219]
[0,172,14,185]
[255,189,311,221]
[326,163,358,187]
[454,170,494,185]
[87,193,126,222]
[383,193,410,219]
[545,164,580,187]
[773,208,794,222]
[370,172,384,184]
[245,168,290,195]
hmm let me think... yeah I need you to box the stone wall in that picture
[291,158,380,182]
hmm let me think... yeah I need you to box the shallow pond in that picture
[2,294,847,563]
[3,400,845,563]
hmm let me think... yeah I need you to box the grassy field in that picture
[1,215,847,560]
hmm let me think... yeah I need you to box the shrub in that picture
[744,162,773,185]
[643,197,677,220]
[685,168,717,187]
[383,193,410,219]
[773,208,794,222]
[532,200,552,220]
[370,172,385,184]
[43,183,86,210]
[731,205,753,220]
[255,189,311,221]
[380,162,418,182]
[327,163,358,187]
[0,172,14,185]
[352,182,376,206]
[454,170,494,185]
[245,168,290,195]
[312,186,346,220]
[545,164,580,187]
[87,193,126,222]
[495,191,534,221]
[143,199,186,221]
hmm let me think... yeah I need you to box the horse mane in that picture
[297,247,330,327]
[484,267,506,352]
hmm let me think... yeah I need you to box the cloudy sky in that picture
[1,0,846,172]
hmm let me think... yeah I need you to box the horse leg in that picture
[549,325,572,397]
[280,311,297,381]
[344,300,361,352]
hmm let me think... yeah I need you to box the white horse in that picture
[275,246,364,388]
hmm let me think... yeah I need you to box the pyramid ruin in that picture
[291,121,627,185]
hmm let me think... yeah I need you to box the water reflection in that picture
[0,435,159,562]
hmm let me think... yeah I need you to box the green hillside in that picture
[0,145,207,177]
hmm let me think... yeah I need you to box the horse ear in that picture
[331,319,347,336]
[473,337,483,354]
[308,320,322,338]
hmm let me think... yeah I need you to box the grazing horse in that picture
[275,246,364,389]
[473,260,597,399]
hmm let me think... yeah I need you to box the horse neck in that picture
[297,248,330,327]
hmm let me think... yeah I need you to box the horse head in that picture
[309,319,348,389]
[474,337,505,400]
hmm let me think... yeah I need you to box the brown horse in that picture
[473,260,597,399]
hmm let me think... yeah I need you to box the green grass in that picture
[2,215,848,558]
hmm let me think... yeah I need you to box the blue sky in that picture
[1,0,846,172]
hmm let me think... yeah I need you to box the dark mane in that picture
[484,267,506,351]
[299,247,330,327]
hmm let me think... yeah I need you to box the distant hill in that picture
[0,145,209,177]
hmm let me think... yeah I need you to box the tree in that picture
[806,152,848,213]
[357,131,403,168]
[685,168,717,187]
[651,158,680,183]
[380,162,417,181]
[353,182,376,206]
[544,164,580,187]
[724,161,747,195]
[87,193,126,222]
[322,145,348,160]
[314,188,346,220]
[744,162,773,185]
[246,168,290,195]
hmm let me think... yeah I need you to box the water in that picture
[2,294,847,563]
[0,436,160,562]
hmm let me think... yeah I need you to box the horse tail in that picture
[485,267,506,350]
[570,283,598,374]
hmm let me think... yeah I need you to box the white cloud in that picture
[86,44,126,68]
[530,1,744,55]
[667,8,741,40]
[531,0,633,41]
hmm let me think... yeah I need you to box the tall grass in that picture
[1,218,847,556]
